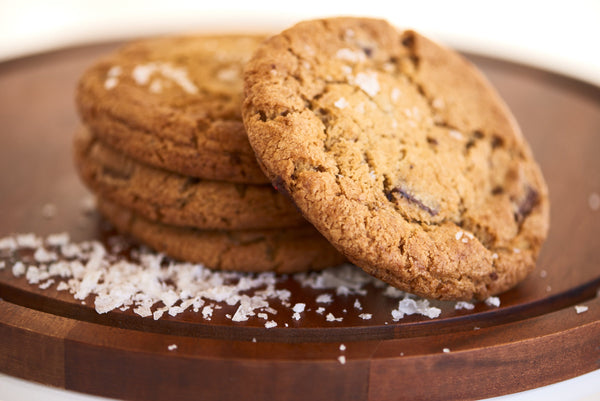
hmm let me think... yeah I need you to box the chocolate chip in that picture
[362,47,373,57]
[491,135,504,149]
[489,272,499,280]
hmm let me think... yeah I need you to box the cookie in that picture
[96,197,346,273]
[73,126,307,230]
[76,34,270,184]
[242,17,549,300]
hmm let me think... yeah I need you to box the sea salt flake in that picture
[338,355,346,365]
[443,348,451,353]
[485,296,501,307]
[326,313,343,322]
[353,299,362,310]
[391,297,441,321]
[391,88,401,102]
[448,130,464,140]
[455,231,464,241]
[34,247,57,263]
[316,307,325,314]
[455,301,475,310]
[575,305,588,314]
[292,303,305,313]
[492,253,499,260]
[359,313,372,320]
[39,279,55,290]
[264,320,277,329]
[334,97,349,109]
[12,261,25,277]
[257,313,268,320]
[168,344,178,351]
[46,233,69,247]
[353,72,380,97]
[316,294,333,304]
[0,236,17,251]
[16,233,42,248]
[339,344,346,351]
[336,48,366,63]
[540,270,548,278]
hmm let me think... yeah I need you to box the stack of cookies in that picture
[75,17,550,300]
[74,34,347,273]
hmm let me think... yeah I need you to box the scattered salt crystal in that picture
[359,313,372,320]
[16,233,41,248]
[589,193,600,211]
[12,261,25,276]
[546,285,552,292]
[0,236,17,251]
[34,247,57,263]
[316,294,333,304]
[455,231,464,241]
[448,130,464,140]
[257,313,268,320]
[353,72,380,97]
[540,270,548,278]
[575,305,588,314]
[391,297,441,321]
[336,48,366,63]
[202,305,213,320]
[47,233,69,247]
[39,279,55,290]
[132,63,198,94]
[353,299,362,310]
[513,248,521,254]
[338,355,346,365]
[252,338,257,343]
[107,65,122,77]
[383,286,406,298]
[104,77,118,90]
[485,296,501,307]
[334,97,349,109]
[292,312,301,320]
[474,326,481,330]
[104,65,121,90]
[339,344,346,351]
[455,301,475,310]
[0,261,5,270]
[149,79,163,93]
[443,348,451,353]
[80,196,96,215]
[132,63,156,85]
[326,313,343,322]
[391,88,401,102]
[264,321,277,329]
[492,253,499,260]
[316,307,325,314]
[292,303,306,313]
[167,344,178,351]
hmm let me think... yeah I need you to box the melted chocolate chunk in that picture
[515,186,539,223]
[385,186,438,216]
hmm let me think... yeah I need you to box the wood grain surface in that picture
[0,42,598,401]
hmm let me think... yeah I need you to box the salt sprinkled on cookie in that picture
[352,71,380,97]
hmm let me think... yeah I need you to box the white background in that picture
[0,1,599,400]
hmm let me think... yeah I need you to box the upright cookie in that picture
[73,127,307,230]
[96,197,346,273]
[77,34,269,184]
[243,17,549,300]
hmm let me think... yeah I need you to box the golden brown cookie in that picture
[243,17,549,300]
[96,197,346,273]
[76,34,270,184]
[73,126,306,230]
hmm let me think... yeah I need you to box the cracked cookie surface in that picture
[77,34,270,184]
[97,197,346,273]
[243,17,549,299]
[73,127,307,230]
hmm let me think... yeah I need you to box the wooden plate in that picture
[0,42,598,401]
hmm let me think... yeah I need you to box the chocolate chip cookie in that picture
[74,126,306,230]
[242,17,549,300]
[96,197,346,273]
[76,34,270,184]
